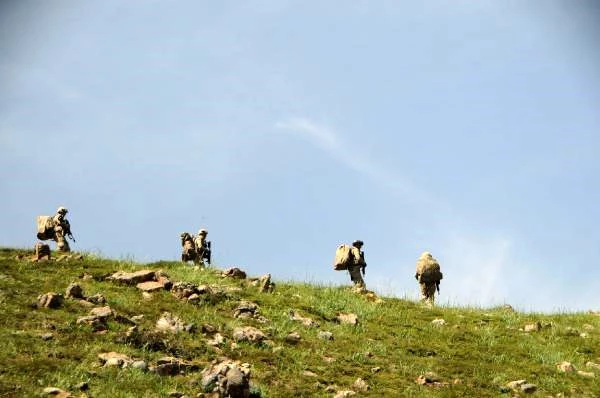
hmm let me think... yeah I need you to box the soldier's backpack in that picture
[36,215,54,241]
[333,244,353,271]
[416,255,443,284]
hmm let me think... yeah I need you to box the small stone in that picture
[38,293,64,309]
[353,378,369,391]
[586,361,600,370]
[65,283,84,299]
[523,322,542,332]
[336,313,358,325]
[40,333,54,341]
[371,366,381,373]
[131,360,148,371]
[90,306,113,319]
[285,332,301,344]
[168,392,184,397]
[431,318,446,326]
[318,331,334,340]
[303,370,317,377]
[577,370,595,378]
[506,380,527,390]
[557,361,576,372]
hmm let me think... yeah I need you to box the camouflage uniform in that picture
[194,229,208,265]
[180,232,198,263]
[52,207,71,252]
[348,240,366,293]
[415,252,440,306]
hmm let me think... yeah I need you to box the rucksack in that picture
[416,255,443,284]
[333,244,353,271]
[36,215,54,240]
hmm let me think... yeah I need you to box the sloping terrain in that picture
[0,247,598,397]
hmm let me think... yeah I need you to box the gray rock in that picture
[232,326,266,343]
[318,331,334,340]
[40,333,54,341]
[131,360,148,371]
[65,283,84,299]
[38,293,64,309]
[336,313,358,325]
[108,269,158,285]
[285,332,301,344]
[222,267,247,279]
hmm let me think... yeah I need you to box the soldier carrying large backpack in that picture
[415,251,443,306]
[180,232,199,264]
[333,240,367,293]
[36,206,75,252]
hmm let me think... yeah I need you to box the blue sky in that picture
[1,1,599,312]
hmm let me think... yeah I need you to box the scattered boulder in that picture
[137,279,171,292]
[577,370,595,378]
[207,333,225,347]
[38,293,64,309]
[431,319,446,327]
[371,367,381,373]
[232,326,266,343]
[353,378,369,392]
[131,360,148,371]
[506,380,527,390]
[98,352,134,368]
[155,312,193,334]
[40,333,54,341]
[416,372,449,387]
[108,270,157,285]
[289,311,319,327]
[318,331,334,341]
[65,283,84,299]
[285,332,301,344]
[586,361,600,370]
[86,293,106,305]
[557,361,576,372]
[523,322,542,332]
[222,267,247,279]
[90,306,114,319]
[336,313,358,325]
[41,387,72,397]
[234,301,259,319]
[151,356,198,376]
[74,382,88,391]
[200,360,251,398]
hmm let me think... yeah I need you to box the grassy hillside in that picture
[0,247,598,397]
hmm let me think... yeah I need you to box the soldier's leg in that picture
[425,283,437,306]
[54,228,70,252]
[348,266,366,292]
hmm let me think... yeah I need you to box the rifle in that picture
[436,281,440,294]
[64,220,76,242]
[361,264,366,276]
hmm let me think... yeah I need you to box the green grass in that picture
[0,247,599,397]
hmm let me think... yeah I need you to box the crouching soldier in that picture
[180,232,198,264]
[415,251,443,306]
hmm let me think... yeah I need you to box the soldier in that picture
[415,251,443,306]
[180,232,198,264]
[348,240,367,293]
[52,206,74,252]
[194,229,211,266]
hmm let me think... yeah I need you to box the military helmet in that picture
[352,239,364,247]
[198,229,208,236]
[57,206,68,215]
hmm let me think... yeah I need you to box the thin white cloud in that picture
[275,116,431,204]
